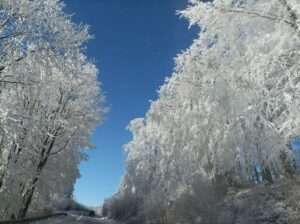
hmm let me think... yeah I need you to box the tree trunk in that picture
[15,132,58,219]
[15,158,47,219]
[0,144,13,191]
[16,177,39,219]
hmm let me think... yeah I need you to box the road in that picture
[36,215,119,224]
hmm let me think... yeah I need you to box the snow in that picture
[36,215,119,224]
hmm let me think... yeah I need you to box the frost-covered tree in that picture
[29,148,81,213]
[0,0,104,219]
[119,1,300,219]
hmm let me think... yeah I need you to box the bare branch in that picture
[0,17,10,30]
[0,80,31,85]
[0,31,25,41]
[217,5,300,38]
[278,0,300,35]
[217,7,295,27]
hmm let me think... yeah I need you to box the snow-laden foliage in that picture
[108,0,300,223]
[0,0,104,219]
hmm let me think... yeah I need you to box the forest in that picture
[0,0,300,224]
[103,1,300,224]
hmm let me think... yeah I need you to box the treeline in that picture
[0,0,104,220]
[104,0,300,223]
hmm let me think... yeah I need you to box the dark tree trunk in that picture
[16,176,39,219]
[15,133,58,219]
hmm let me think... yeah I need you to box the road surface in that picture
[36,215,119,224]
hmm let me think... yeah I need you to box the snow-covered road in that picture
[36,215,119,224]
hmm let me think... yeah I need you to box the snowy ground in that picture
[35,215,119,224]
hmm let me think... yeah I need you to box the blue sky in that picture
[292,138,300,151]
[64,0,198,207]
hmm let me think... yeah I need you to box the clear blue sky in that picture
[64,0,198,207]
